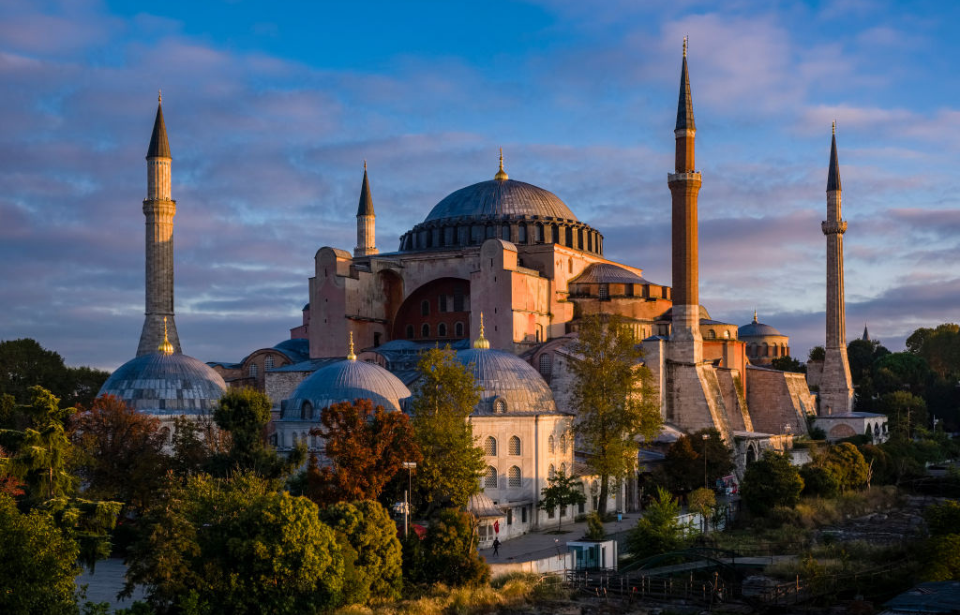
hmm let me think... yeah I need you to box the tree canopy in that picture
[627,486,688,559]
[740,450,804,515]
[0,338,108,408]
[570,314,662,516]
[538,468,586,531]
[661,428,734,493]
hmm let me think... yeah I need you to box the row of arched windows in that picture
[547,433,569,454]
[401,221,603,255]
[747,342,789,358]
[405,322,465,339]
[484,465,522,489]
[484,435,522,456]
[548,463,568,478]
[287,430,318,449]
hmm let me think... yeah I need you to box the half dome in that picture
[424,179,577,224]
[98,352,226,416]
[456,347,557,414]
[284,358,411,419]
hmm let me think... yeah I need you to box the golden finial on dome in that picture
[494,147,508,181]
[473,313,491,349]
[753,309,758,323]
[158,316,174,355]
[347,331,356,361]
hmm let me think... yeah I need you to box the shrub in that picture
[800,465,841,498]
[418,510,489,587]
[627,487,689,559]
[741,450,804,515]
[321,500,403,603]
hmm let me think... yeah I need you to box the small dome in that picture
[456,347,556,414]
[98,352,226,416]
[739,313,784,338]
[424,179,577,223]
[284,358,411,419]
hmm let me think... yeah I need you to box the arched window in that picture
[508,466,521,488]
[548,434,555,454]
[549,464,556,478]
[559,434,568,453]
[539,353,552,377]
[265,355,274,369]
[484,436,497,456]
[421,300,430,316]
[406,325,414,339]
[301,401,313,420]
[508,436,521,455]
[455,322,464,337]
[518,223,527,243]
[438,323,447,337]
[559,462,567,477]
[484,466,498,489]
[724,330,731,339]
[707,329,716,339]
[535,223,544,243]
[421,323,430,337]
[493,398,506,414]
[568,258,573,273]
[249,363,258,378]
[501,225,511,241]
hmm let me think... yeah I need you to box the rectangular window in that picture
[547,507,555,519]
[521,506,528,523]
[507,509,513,525]
[439,295,448,313]
[453,286,464,312]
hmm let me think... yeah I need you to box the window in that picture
[484,466,498,489]
[438,323,447,337]
[548,434,555,454]
[518,224,527,243]
[406,325,414,339]
[598,284,609,300]
[559,462,567,476]
[493,398,506,414]
[535,223,544,243]
[724,330,730,339]
[549,464,556,478]
[453,286,465,312]
[508,436,521,456]
[538,353,552,377]
[484,436,497,456]
[455,322,464,337]
[507,508,513,525]
[301,401,313,420]
[568,258,573,273]
[521,506,528,523]
[374,332,382,346]
[501,225,511,241]
[439,295,448,312]
[421,323,430,337]
[265,355,274,369]
[249,363,258,378]
[707,329,716,339]
[559,434,568,453]
[508,466,521,488]
[421,300,430,316]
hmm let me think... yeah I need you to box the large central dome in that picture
[424,179,577,223]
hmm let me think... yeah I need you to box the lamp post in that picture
[702,434,710,490]
[402,461,417,538]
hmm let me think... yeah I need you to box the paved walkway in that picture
[479,514,637,564]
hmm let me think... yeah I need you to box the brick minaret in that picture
[668,37,703,364]
[354,161,377,257]
[136,92,181,356]
[819,123,853,413]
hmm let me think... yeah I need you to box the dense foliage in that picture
[627,486,688,559]
[570,314,662,515]
[660,428,734,493]
[741,450,804,515]
[538,468,587,531]
[0,338,108,408]
[406,509,490,587]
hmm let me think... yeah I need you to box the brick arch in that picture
[828,423,857,439]
[391,277,470,342]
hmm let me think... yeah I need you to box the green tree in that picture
[73,395,169,512]
[662,428,734,493]
[740,450,804,515]
[307,398,420,506]
[908,324,960,379]
[124,473,345,614]
[210,388,305,479]
[771,355,805,373]
[419,509,490,587]
[0,494,81,615]
[538,469,587,531]
[924,500,960,537]
[923,534,960,582]
[847,338,889,385]
[822,442,869,492]
[584,511,605,540]
[411,347,484,514]
[877,390,928,438]
[570,315,662,516]
[627,486,688,559]
[320,500,403,603]
[0,338,108,408]
[800,464,840,498]
[808,346,826,362]
[687,487,716,532]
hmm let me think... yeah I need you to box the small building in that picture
[814,411,889,443]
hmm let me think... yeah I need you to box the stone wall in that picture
[745,366,815,436]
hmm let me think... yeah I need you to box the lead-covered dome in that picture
[456,346,557,415]
[283,358,411,420]
[98,352,227,416]
[425,179,577,223]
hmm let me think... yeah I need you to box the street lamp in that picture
[402,461,417,538]
[702,434,710,490]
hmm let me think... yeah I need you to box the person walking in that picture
[492,537,501,557]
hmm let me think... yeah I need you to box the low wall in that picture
[489,552,573,577]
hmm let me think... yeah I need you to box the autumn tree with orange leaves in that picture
[305,398,421,506]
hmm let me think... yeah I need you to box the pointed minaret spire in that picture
[138,93,180,356]
[827,121,841,192]
[354,161,378,257]
[494,147,509,181]
[862,324,870,342]
[676,37,696,134]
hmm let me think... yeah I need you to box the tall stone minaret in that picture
[136,92,181,357]
[819,123,854,413]
[354,161,377,257]
[668,37,703,364]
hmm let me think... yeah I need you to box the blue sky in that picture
[2,0,959,370]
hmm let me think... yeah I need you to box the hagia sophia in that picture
[98,42,872,544]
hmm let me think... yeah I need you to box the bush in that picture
[627,487,689,559]
[321,501,403,603]
[741,450,804,516]
[924,500,960,537]
[584,512,605,541]
[413,510,489,587]
[800,465,841,498]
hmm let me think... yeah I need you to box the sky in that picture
[2,0,959,371]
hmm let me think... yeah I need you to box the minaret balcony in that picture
[821,220,847,235]
[667,172,702,184]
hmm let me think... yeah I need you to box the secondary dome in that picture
[456,345,557,415]
[424,179,577,223]
[739,312,784,337]
[98,352,227,416]
[283,358,411,420]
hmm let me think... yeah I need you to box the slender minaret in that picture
[668,37,703,364]
[136,92,181,357]
[819,122,854,413]
[354,161,377,257]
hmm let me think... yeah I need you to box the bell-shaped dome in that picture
[456,346,557,414]
[284,358,411,419]
[98,352,227,416]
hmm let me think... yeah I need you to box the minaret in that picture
[819,122,854,413]
[354,161,377,257]
[668,37,703,364]
[136,92,181,357]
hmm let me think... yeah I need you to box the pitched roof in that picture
[357,165,374,216]
[147,102,170,159]
[827,131,841,192]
